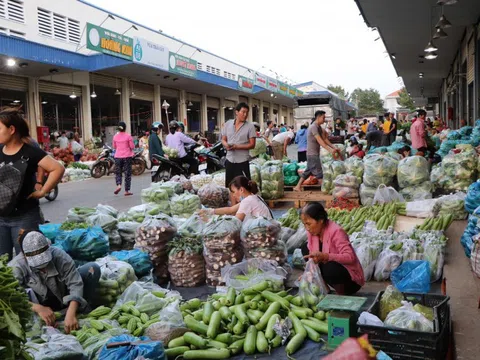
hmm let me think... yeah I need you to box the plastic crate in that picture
[357,291,450,360]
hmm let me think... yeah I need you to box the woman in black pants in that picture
[112,122,134,196]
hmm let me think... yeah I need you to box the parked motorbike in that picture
[151,143,201,182]
[91,145,147,179]
[197,141,226,174]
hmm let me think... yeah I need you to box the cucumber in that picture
[243,325,257,355]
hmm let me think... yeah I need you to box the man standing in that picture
[389,112,398,144]
[263,120,274,156]
[346,117,356,137]
[271,128,294,160]
[293,111,340,191]
[58,131,68,149]
[410,109,427,151]
[381,112,393,146]
[222,102,256,187]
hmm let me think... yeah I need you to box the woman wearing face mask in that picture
[9,230,100,334]
[300,202,364,295]
[200,176,272,221]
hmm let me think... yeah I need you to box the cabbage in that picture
[363,154,398,188]
[360,183,377,206]
[250,137,268,158]
[250,164,261,189]
[261,160,284,200]
[344,157,364,182]
[397,156,430,188]
[321,161,346,194]
[400,181,432,202]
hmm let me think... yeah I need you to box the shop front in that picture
[0,73,28,111]
[187,93,202,133]
[129,81,154,136]
[160,87,179,128]
[224,99,235,122]
[207,96,220,132]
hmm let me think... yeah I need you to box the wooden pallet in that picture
[284,184,323,192]
[267,191,333,208]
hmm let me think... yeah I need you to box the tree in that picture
[398,87,415,111]
[350,88,385,116]
[327,84,349,100]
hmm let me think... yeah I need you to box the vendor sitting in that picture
[9,230,100,334]
[200,176,272,221]
[300,202,365,295]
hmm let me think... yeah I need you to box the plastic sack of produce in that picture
[471,236,480,278]
[344,156,364,182]
[168,246,205,287]
[373,184,404,205]
[373,244,403,281]
[244,240,287,265]
[54,227,109,261]
[170,174,193,192]
[379,285,404,321]
[321,163,334,194]
[465,181,480,214]
[204,245,244,286]
[359,184,376,206]
[190,174,213,191]
[98,334,165,360]
[110,249,153,278]
[286,224,308,253]
[250,137,267,157]
[153,181,184,197]
[66,206,96,223]
[391,260,431,293]
[404,198,438,218]
[384,301,434,332]
[333,186,359,199]
[401,239,424,261]
[435,192,467,219]
[203,215,242,250]
[26,327,84,360]
[353,241,383,281]
[94,204,118,218]
[39,223,62,242]
[363,154,398,188]
[279,226,297,245]
[297,259,329,307]
[442,149,477,179]
[260,160,284,200]
[400,181,433,202]
[334,173,359,188]
[283,162,299,186]
[197,182,229,208]
[170,193,201,217]
[250,164,261,189]
[397,156,429,188]
[222,258,287,290]
[86,212,118,233]
[126,203,160,223]
[423,240,445,282]
[241,216,281,250]
[460,207,480,257]
[212,171,226,187]
[177,213,207,239]
[117,221,140,249]
[141,187,169,204]
[279,208,301,230]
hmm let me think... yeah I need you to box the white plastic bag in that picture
[384,301,434,332]
[405,199,438,218]
[297,259,329,307]
[373,184,405,205]
[222,258,287,290]
[373,247,403,281]
[358,312,384,327]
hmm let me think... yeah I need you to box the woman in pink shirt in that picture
[112,121,134,196]
[301,202,365,295]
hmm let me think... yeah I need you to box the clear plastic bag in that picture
[204,245,244,286]
[110,249,153,278]
[153,181,184,197]
[297,259,329,307]
[344,156,364,182]
[168,251,205,287]
[391,260,431,293]
[212,172,226,187]
[363,154,398,188]
[373,247,403,281]
[178,213,207,240]
[117,221,140,248]
[203,215,242,250]
[359,184,376,206]
[250,163,261,189]
[141,187,169,204]
[197,183,229,208]
[373,184,405,205]
[170,193,201,217]
[127,204,158,222]
[405,198,438,218]
[353,241,383,281]
[279,227,297,244]
[260,160,284,200]
[333,186,359,199]
[379,285,404,321]
[400,181,432,202]
[96,204,119,218]
[26,326,84,360]
[292,248,306,268]
[66,207,96,223]
[285,225,308,254]
[424,240,445,282]
[397,156,430,188]
[436,192,467,219]
[190,174,213,191]
[222,258,287,290]
[98,334,165,360]
[170,175,193,192]
[334,173,359,188]
[86,212,118,232]
[384,301,434,332]
[241,217,281,250]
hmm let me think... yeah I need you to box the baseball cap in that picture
[22,231,52,269]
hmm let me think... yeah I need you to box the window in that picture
[206,65,211,73]
[37,8,80,44]
[0,26,25,38]
[224,71,227,77]
[216,68,220,76]
[197,62,203,71]
[0,0,24,23]
[231,74,236,80]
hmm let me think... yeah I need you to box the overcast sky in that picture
[88,0,399,98]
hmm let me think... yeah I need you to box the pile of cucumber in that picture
[166,280,329,359]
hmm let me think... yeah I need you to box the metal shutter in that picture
[91,73,120,88]
[161,87,178,98]
[207,96,219,108]
[0,73,27,91]
[187,93,201,102]
[461,38,468,63]
[130,81,153,101]
[467,36,475,84]
[39,81,82,96]
[224,99,235,108]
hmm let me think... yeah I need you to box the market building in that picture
[0,0,302,145]
[355,0,480,129]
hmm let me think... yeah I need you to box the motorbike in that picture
[91,145,147,179]
[197,141,226,174]
[151,143,202,182]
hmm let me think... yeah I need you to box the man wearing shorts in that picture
[293,110,340,191]
[221,102,256,187]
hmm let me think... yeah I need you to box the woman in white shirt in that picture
[202,176,272,221]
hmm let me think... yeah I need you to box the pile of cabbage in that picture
[397,156,431,201]
[333,173,360,199]
[344,156,364,183]
[321,161,346,194]
[431,147,478,192]
[250,138,268,158]
[250,164,261,189]
[260,160,284,200]
[360,154,398,205]
[320,144,346,163]
[283,162,299,186]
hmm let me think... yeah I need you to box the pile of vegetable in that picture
[278,208,301,230]
[0,255,32,360]
[155,181,184,197]
[190,174,213,191]
[363,154,398,188]
[431,148,478,191]
[134,215,177,284]
[415,214,454,232]
[141,187,169,204]
[332,173,360,200]
[260,161,284,200]
[203,216,243,286]
[250,138,267,158]
[221,259,287,291]
[435,192,468,220]
[344,156,364,183]
[110,249,153,278]
[283,162,299,186]
[249,164,261,189]
[165,283,329,359]
[321,161,346,194]
[171,193,202,218]
[163,146,179,159]
[397,156,431,201]
[198,183,229,208]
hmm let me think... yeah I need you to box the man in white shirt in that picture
[271,130,294,160]
[58,131,68,149]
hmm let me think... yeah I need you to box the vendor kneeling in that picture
[300,202,365,295]
[9,230,100,334]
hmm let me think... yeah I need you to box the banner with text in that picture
[267,78,278,92]
[133,37,169,70]
[255,73,268,88]
[237,76,254,93]
[278,81,289,96]
[169,52,197,78]
[86,23,133,60]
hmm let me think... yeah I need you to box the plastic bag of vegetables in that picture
[373,184,405,205]
[359,184,376,206]
[353,240,383,281]
[96,204,119,218]
[397,156,430,188]
[117,221,140,249]
[197,183,229,208]
[170,193,201,217]
[279,208,301,230]
[66,207,96,223]
[373,244,403,281]
[203,215,242,250]
[400,181,432,202]
[222,258,287,290]
[153,181,184,197]
[260,160,284,200]
[26,327,84,360]
[333,186,359,199]
[54,227,109,261]
[334,173,359,188]
[442,149,477,179]
[384,301,434,332]
[170,175,193,192]
[379,285,403,321]
[436,192,467,219]
[363,154,398,188]
[163,145,179,159]
[241,216,281,250]
[250,137,267,157]
[286,224,308,253]
[141,187,169,204]
[126,203,163,223]
[190,174,213,191]
[178,213,207,240]
[461,207,480,257]
[110,249,153,278]
[424,239,445,282]
[391,260,431,293]
[321,163,334,194]
[344,156,364,182]
[250,163,261,189]
[98,334,165,360]
[465,181,480,214]
[86,212,118,233]
[297,259,329,307]
[212,171,226,187]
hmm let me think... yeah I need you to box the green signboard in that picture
[86,23,133,60]
[237,75,254,93]
[169,52,197,78]
[278,81,288,96]
[288,86,297,97]
[296,89,304,97]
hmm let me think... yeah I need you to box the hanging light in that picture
[433,27,448,39]
[436,15,452,29]
[425,52,438,60]
[69,91,77,99]
[130,81,135,97]
[114,89,121,96]
[424,41,438,52]
[188,101,193,107]
[6,58,16,67]
[90,91,97,98]
[437,0,458,5]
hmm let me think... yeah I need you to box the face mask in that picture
[32,262,49,270]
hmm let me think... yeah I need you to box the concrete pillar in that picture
[278,105,283,124]
[259,99,264,130]
[219,98,226,128]
[247,97,253,122]
[201,94,208,132]
[27,78,40,140]
[81,84,93,141]
[287,107,292,126]
[269,103,274,123]
[179,90,187,131]
[121,78,131,134]
[154,85,162,124]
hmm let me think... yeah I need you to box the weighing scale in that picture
[317,294,367,350]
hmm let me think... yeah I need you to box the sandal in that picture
[114,187,121,195]
[125,192,133,196]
